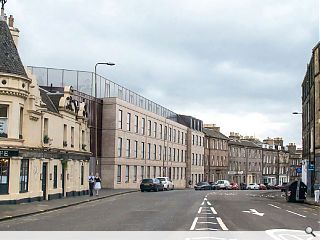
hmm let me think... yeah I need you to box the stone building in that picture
[0,14,91,203]
[101,98,188,189]
[203,124,229,182]
[302,42,320,195]
[287,143,302,181]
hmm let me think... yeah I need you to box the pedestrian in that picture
[94,173,102,196]
[88,172,95,197]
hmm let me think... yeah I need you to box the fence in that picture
[27,66,177,121]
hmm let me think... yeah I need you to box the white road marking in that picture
[242,209,264,216]
[201,201,205,205]
[197,216,216,218]
[285,210,306,218]
[204,198,208,201]
[198,207,202,214]
[216,217,228,231]
[268,204,281,209]
[195,228,219,231]
[210,207,217,214]
[197,222,218,224]
[190,217,198,230]
[207,201,212,206]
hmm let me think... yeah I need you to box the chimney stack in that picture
[8,14,13,27]
[7,15,20,48]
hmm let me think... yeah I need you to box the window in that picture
[44,118,49,143]
[141,166,145,179]
[147,166,150,178]
[20,159,29,193]
[177,150,180,162]
[192,153,195,165]
[134,115,138,133]
[63,124,67,146]
[160,124,163,139]
[181,133,184,145]
[159,145,162,160]
[147,143,151,159]
[53,165,58,188]
[81,130,85,149]
[164,146,167,160]
[174,129,176,142]
[118,138,122,157]
[196,136,199,145]
[134,141,138,158]
[169,128,172,141]
[181,150,184,162]
[0,105,8,138]
[164,126,167,140]
[117,165,121,183]
[133,166,137,182]
[127,113,131,131]
[173,148,176,161]
[154,144,157,160]
[80,164,84,185]
[19,107,23,139]
[168,147,171,161]
[126,139,131,158]
[142,142,145,159]
[173,167,175,180]
[125,166,129,183]
[153,166,156,178]
[177,168,179,179]
[141,118,145,135]
[178,131,180,143]
[118,110,123,129]
[148,120,152,136]
[0,158,9,194]
[71,126,74,147]
[154,122,157,138]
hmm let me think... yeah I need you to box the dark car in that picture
[285,180,307,202]
[194,182,212,190]
[240,183,247,190]
[209,181,218,190]
[278,182,288,192]
[140,178,164,192]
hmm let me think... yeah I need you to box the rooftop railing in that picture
[27,66,177,121]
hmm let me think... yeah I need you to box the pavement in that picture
[0,189,318,231]
[0,189,138,222]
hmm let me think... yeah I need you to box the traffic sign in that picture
[308,164,315,171]
[296,167,302,174]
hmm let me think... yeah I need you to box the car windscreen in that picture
[157,178,166,182]
[141,179,153,183]
[197,182,207,185]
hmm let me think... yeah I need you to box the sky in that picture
[5,0,319,146]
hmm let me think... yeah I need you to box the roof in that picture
[229,139,261,148]
[0,20,27,78]
[203,128,229,140]
[39,88,60,113]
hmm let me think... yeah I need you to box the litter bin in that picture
[285,180,307,202]
[314,184,320,203]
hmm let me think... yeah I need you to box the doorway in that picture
[42,163,48,200]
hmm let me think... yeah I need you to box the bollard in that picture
[315,190,320,203]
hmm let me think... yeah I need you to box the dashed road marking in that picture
[268,204,281,209]
[216,217,228,230]
[285,210,306,218]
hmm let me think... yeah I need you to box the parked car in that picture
[259,183,267,190]
[140,178,164,192]
[240,183,247,190]
[209,181,218,190]
[194,182,212,190]
[265,183,276,190]
[157,177,174,190]
[247,183,259,190]
[216,180,230,190]
[229,182,240,190]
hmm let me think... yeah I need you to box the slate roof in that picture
[203,128,229,140]
[39,88,60,113]
[0,20,27,78]
[229,139,261,148]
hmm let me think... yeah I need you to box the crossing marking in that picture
[207,201,212,206]
[195,228,219,231]
[190,217,198,230]
[210,207,217,214]
[197,222,218,224]
[216,217,228,231]
[198,207,202,214]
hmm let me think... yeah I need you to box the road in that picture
[0,190,318,231]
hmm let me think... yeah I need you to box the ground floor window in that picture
[117,165,121,183]
[53,165,58,188]
[20,159,29,193]
[80,164,84,186]
[0,158,9,194]
[125,165,129,183]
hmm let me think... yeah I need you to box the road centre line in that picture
[210,207,217,214]
[268,204,281,209]
[285,210,306,218]
[190,217,198,230]
[216,217,228,231]
[198,207,202,214]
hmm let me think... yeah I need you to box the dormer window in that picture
[0,105,8,138]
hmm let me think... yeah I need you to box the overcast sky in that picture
[6,0,319,146]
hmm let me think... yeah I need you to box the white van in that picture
[216,180,230,190]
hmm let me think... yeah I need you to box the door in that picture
[42,163,47,200]
[0,159,9,194]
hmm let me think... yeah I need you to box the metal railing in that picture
[27,66,178,121]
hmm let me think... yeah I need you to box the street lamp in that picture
[94,62,115,176]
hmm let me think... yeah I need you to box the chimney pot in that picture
[8,15,14,27]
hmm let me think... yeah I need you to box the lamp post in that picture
[94,62,115,176]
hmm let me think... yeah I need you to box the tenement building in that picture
[203,124,229,182]
[287,143,302,181]
[302,42,320,195]
[101,98,189,189]
[228,133,262,184]
[177,115,205,186]
[0,15,91,203]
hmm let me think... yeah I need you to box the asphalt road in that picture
[0,190,318,231]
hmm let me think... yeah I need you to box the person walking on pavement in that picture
[88,173,95,197]
[94,173,102,196]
